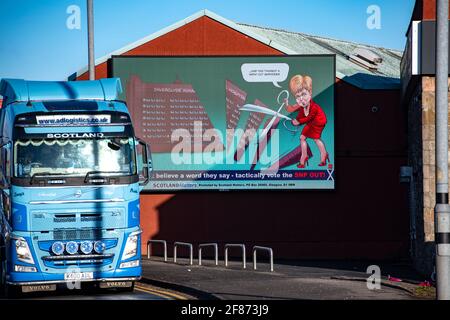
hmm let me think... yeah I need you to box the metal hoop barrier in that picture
[198,243,219,266]
[174,242,193,265]
[147,240,167,262]
[252,246,274,272]
[224,244,246,269]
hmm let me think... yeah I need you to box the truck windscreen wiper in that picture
[30,172,74,185]
[83,171,129,183]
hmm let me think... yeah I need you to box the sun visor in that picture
[0,78,123,105]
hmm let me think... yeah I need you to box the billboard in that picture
[112,55,335,191]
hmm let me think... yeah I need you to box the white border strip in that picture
[411,21,421,75]
[72,8,397,89]
[74,9,295,77]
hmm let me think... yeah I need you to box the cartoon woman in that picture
[284,75,330,168]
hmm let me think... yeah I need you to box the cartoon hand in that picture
[284,98,289,107]
[292,119,300,126]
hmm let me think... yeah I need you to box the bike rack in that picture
[174,242,193,265]
[147,240,167,262]
[252,246,274,272]
[224,244,246,269]
[146,240,273,272]
[198,243,218,266]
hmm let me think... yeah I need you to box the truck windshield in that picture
[13,138,136,178]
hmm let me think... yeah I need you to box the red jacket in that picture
[295,100,327,126]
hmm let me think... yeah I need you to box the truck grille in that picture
[53,217,76,223]
[42,255,114,268]
[53,213,102,223]
[53,229,102,241]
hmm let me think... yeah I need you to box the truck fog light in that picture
[80,241,93,254]
[120,260,140,269]
[51,241,65,256]
[14,265,37,272]
[66,241,79,255]
[94,241,106,254]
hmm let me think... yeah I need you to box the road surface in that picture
[1,282,190,300]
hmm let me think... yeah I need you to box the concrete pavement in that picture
[140,258,433,300]
[3,281,192,300]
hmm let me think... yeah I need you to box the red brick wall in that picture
[78,16,409,260]
[412,0,450,20]
[77,16,281,80]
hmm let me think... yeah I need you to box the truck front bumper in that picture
[6,263,142,285]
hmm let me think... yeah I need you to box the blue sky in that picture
[0,0,415,81]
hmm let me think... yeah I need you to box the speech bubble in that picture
[241,63,290,88]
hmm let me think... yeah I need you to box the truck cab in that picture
[0,78,152,296]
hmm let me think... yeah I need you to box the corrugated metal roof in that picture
[237,23,402,90]
[73,9,402,90]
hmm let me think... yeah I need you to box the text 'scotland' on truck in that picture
[0,78,153,297]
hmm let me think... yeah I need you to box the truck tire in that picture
[4,283,21,299]
[0,243,5,262]
[0,260,6,296]
[0,261,20,299]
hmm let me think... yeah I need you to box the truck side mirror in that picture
[0,141,11,189]
[0,165,8,189]
[0,165,7,189]
[136,138,152,186]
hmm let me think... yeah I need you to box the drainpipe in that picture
[87,0,95,80]
[400,166,416,259]
[434,0,450,300]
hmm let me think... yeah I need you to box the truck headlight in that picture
[121,231,140,261]
[15,265,37,272]
[15,238,35,264]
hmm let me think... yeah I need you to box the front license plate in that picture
[64,272,94,281]
[22,284,57,293]
[99,281,132,288]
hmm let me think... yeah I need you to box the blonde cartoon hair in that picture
[289,75,312,94]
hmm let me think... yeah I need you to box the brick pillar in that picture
[422,77,436,242]
[412,76,450,276]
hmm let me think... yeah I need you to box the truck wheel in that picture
[0,260,6,296]
[0,262,20,299]
[4,283,21,299]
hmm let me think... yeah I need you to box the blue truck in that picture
[0,78,152,296]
